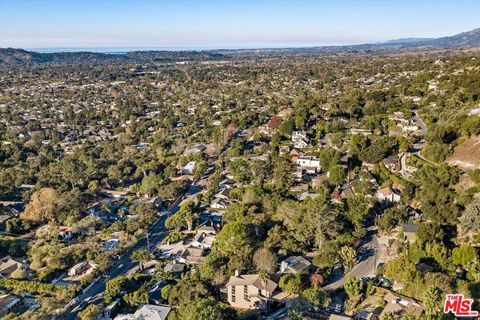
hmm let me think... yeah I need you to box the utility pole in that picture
[147,232,150,252]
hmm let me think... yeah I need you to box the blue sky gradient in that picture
[0,0,479,50]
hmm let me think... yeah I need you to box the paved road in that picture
[325,232,379,290]
[60,181,200,320]
[59,139,233,319]
[413,111,427,137]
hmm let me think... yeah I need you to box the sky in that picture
[0,0,479,51]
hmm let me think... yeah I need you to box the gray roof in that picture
[114,304,171,320]
[402,224,418,234]
[281,256,311,273]
[164,262,185,273]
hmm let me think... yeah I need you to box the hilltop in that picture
[1,27,480,67]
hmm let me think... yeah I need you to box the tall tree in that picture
[344,275,364,301]
[20,188,59,224]
[253,248,277,274]
[340,246,356,272]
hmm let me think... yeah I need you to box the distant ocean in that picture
[27,43,323,53]
[29,47,209,53]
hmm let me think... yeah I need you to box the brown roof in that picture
[382,291,424,317]
[0,257,25,277]
[225,274,277,293]
[378,187,394,196]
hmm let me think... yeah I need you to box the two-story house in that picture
[295,156,321,173]
[376,187,401,205]
[291,131,309,149]
[225,271,277,310]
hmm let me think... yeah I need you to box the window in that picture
[231,286,236,302]
[244,285,249,301]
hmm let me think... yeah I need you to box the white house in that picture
[279,256,312,274]
[211,198,228,209]
[400,123,420,133]
[114,304,171,320]
[291,131,309,149]
[68,261,97,277]
[191,232,216,250]
[376,187,401,205]
[468,106,480,116]
[180,161,196,175]
[295,156,321,172]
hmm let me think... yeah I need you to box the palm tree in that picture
[380,312,395,320]
[423,286,442,317]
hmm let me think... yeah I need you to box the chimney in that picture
[234,270,240,277]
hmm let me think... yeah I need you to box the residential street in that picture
[60,181,201,320]
[325,232,379,290]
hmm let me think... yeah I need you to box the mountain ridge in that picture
[1,27,479,66]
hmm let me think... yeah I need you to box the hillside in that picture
[448,136,480,170]
[0,48,226,67]
[1,27,479,67]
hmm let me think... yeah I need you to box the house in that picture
[105,299,120,319]
[0,214,13,231]
[294,168,304,181]
[295,156,321,173]
[68,261,89,277]
[214,187,230,200]
[179,161,196,175]
[199,211,223,225]
[0,256,27,279]
[178,246,207,265]
[58,226,74,241]
[380,290,424,318]
[196,223,217,235]
[155,241,186,259]
[468,106,480,116]
[388,111,406,122]
[291,131,309,148]
[290,183,309,193]
[140,260,158,275]
[103,238,120,251]
[191,232,216,250]
[225,271,278,310]
[219,178,235,189]
[406,206,422,219]
[88,202,123,224]
[400,123,420,133]
[402,224,418,243]
[297,192,321,201]
[292,131,308,143]
[383,156,398,171]
[0,294,23,317]
[340,184,355,199]
[68,261,96,277]
[289,148,305,162]
[279,256,313,274]
[350,128,372,136]
[163,262,185,275]
[184,144,206,156]
[114,304,171,320]
[211,198,228,210]
[376,187,401,205]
